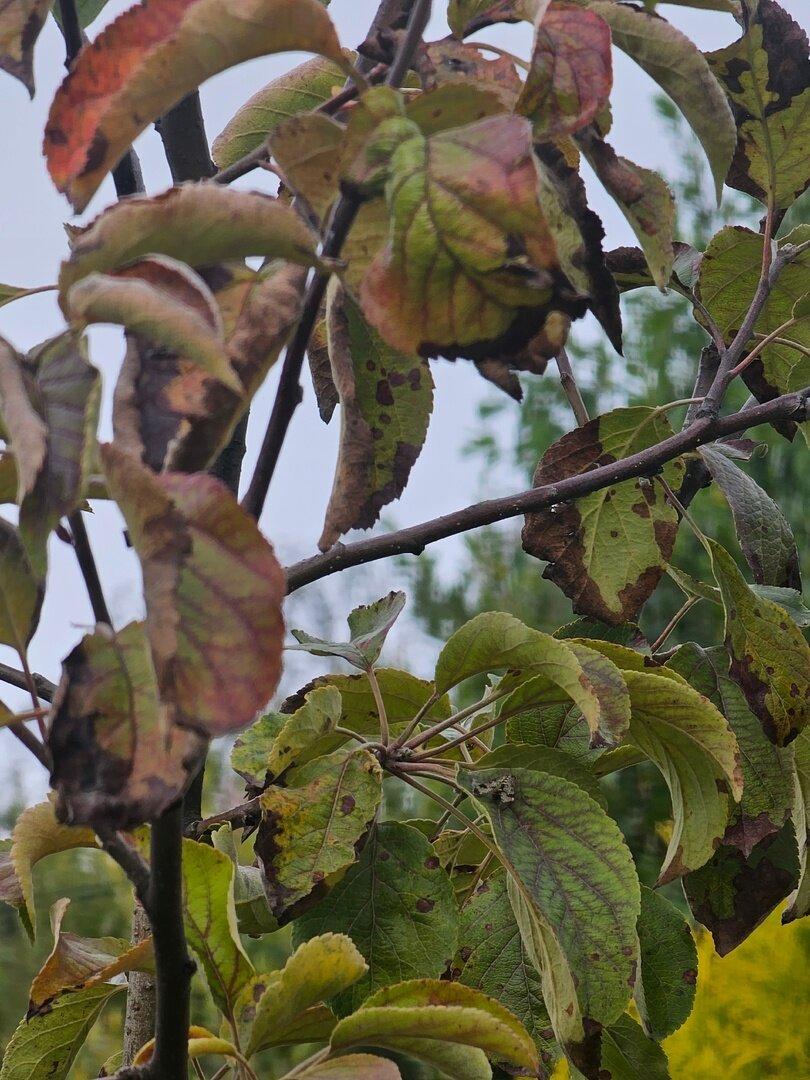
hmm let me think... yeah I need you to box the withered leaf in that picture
[0,0,50,95]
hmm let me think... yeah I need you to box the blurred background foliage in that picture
[3,100,810,1078]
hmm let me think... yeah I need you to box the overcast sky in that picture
[1,0,806,805]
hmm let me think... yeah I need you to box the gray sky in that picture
[1,0,806,804]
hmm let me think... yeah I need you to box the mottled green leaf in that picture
[634,886,697,1041]
[454,871,560,1077]
[297,1057,400,1080]
[182,840,255,1020]
[263,686,343,781]
[213,54,346,168]
[707,0,810,208]
[471,743,607,809]
[211,825,278,936]
[293,822,459,1015]
[709,539,810,745]
[784,727,810,921]
[589,0,735,201]
[319,286,433,550]
[0,984,123,1080]
[522,407,684,625]
[330,979,539,1076]
[622,669,742,884]
[569,1013,671,1080]
[256,749,382,918]
[506,700,594,763]
[460,766,639,1075]
[291,591,406,669]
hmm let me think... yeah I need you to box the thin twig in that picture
[555,347,589,426]
[403,686,511,752]
[729,316,797,377]
[8,723,51,769]
[96,827,152,908]
[650,597,699,654]
[0,662,54,699]
[68,511,112,626]
[285,384,810,592]
[409,710,507,761]
[188,797,262,839]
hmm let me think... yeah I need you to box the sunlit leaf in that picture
[709,538,810,745]
[256,748,382,919]
[459,765,639,1075]
[49,621,207,830]
[523,407,684,625]
[634,885,697,1041]
[102,445,286,737]
[44,0,349,211]
[0,0,50,95]
[293,822,459,1015]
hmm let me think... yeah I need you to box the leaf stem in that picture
[656,476,712,556]
[404,686,513,751]
[409,709,506,761]
[68,511,112,626]
[366,664,390,745]
[555,347,589,426]
[650,596,699,654]
[729,316,797,377]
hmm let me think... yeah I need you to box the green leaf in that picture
[291,591,406,669]
[263,686,344,781]
[522,407,684,625]
[700,445,801,590]
[470,743,607,810]
[506,698,595,763]
[0,518,42,652]
[256,749,382,918]
[554,618,649,652]
[707,0,810,208]
[292,822,459,1015]
[634,886,697,1041]
[102,445,286,737]
[0,984,123,1080]
[0,283,53,309]
[784,727,810,921]
[296,1056,402,1080]
[709,538,810,745]
[182,840,255,1020]
[319,286,433,550]
[454,870,560,1076]
[621,669,742,884]
[58,186,322,306]
[211,825,278,936]
[459,766,639,1075]
[213,54,347,169]
[44,0,349,212]
[435,611,630,745]
[570,1013,672,1080]
[329,979,539,1076]
[242,934,367,1056]
[0,0,50,95]
[588,0,736,201]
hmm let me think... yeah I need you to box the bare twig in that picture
[8,722,51,769]
[96,827,152,908]
[0,662,55,704]
[555,347,589,426]
[68,512,112,626]
[286,385,810,592]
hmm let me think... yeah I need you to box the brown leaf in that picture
[101,445,286,736]
[0,0,50,95]
[307,315,339,424]
[0,337,47,500]
[416,39,522,107]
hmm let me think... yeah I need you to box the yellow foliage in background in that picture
[552,905,810,1080]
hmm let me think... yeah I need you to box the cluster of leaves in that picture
[0,0,809,1079]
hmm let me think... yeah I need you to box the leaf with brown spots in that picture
[43,0,349,211]
[709,539,810,746]
[0,0,50,95]
[29,898,154,1016]
[113,262,307,473]
[522,407,684,625]
[707,0,810,209]
[517,2,612,140]
[102,445,286,737]
[256,749,382,920]
[416,40,521,108]
[48,622,207,830]
[319,285,433,550]
[292,822,459,1016]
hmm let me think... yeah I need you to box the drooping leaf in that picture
[784,727,810,922]
[114,261,307,473]
[700,445,801,590]
[318,285,433,551]
[28,898,154,1015]
[0,336,47,498]
[621,669,742,885]
[522,407,684,625]
[518,2,612,139]
[48,621,207,830]
[454,871,560,1077]
[182,840,255,1020]
[58,186,321,306]
[0,984,124,1080]
[290,590,406,669]
[0,518,42,652]
[576,128,675,288]
[0,0,50,95]
[210,825,278,935]
[329,980,539,1078]
[359,111,586,359]
[44,0,349,211]
[707,0,810,208]
[292,822,459,1015]
[459,765,639,1076]
[102,445,286,737]
[256,749,382,919]
[667,642,794,854]
[588,0,736,201]
[5,801,96,942]
[241,934,367,1056]
[709,538,810,745]
[296,1056,402,1080]
[435,610,630,745]
[634,886,697,1041]
[65,258,240,392]
[213,54,347,169]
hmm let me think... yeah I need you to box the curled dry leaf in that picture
[416,40,522,107]
[44,0,348,211]
[0,0,50,95]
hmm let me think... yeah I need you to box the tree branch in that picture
[96,827,151,908]
[8,722,51,769]
[0,661,55,700]
[68,511,112,626]
[155,93,215,182]
[285,385,810,592]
